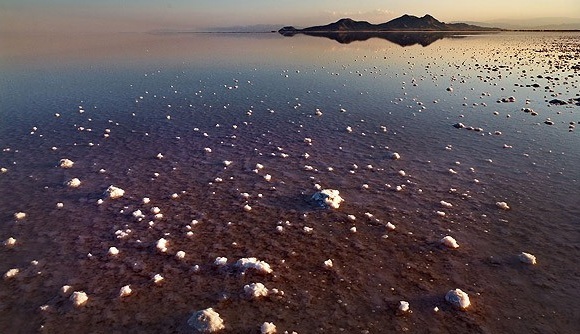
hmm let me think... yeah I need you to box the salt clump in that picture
[214,257,228,266]
[445,289,470,309]
[324,259,333,268]
[66,178,81,188]
[4,237,16,248]
[59,159,74,168]
[14,212,26,220]
[399,301,410,312]
[236,257,272,274]
[440,200,453,208]
[244,282,269,298]
[119,285,132,298]
[4,268,19,279]
[187,308,225,333]
[108,247,119,256]
[311,189,344,209]
[70,291,89,307]
[261,322,277,334]
[105,185,125,199]
[496,201,510,210]
[390,152,401,160]
[152,274,164,284]
[441,236,459,248]
[519,252,537,265]
[156,238,168,252]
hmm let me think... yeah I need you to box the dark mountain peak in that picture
[279,14,502,36]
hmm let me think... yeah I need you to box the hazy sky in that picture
[1,0,579,33]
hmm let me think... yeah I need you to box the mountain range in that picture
[279,14,503,35]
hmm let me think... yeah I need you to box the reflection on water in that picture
[0,31,579,333]
[279,30,496,46]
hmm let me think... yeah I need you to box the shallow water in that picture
[1,31,579,333]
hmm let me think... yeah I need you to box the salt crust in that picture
[445,289,470,309]
[187,308,225,333]
[519,252,537,264]
[236,257,272,274]
[441,236,459,248]
[70,291,88,307]
[106,185,125,199]
[261,322,277,334]
[311,189,344,209]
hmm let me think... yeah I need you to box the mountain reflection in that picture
[280,31,494,47]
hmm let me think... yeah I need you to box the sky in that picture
[1,0,579,33]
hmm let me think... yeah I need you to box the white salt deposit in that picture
[56,202,64,208]
[244,282,269,298]
[59,159,74,168]
[261,322,277,334]
[156,153,164,159]
[519,252,537,265]
[60,285,73,297]
[176,251,186,259]
[70,291,88,307]
[243,204,252,212]
[152,274,164,284]
[440,200,453,208]
[436,211,446,217]
[324,259,333,268]
[105,185,125,199]
[4,268,19,279]
[311,189,344,209]
[264,174,272,182]
[236,257,273,274]
[386,222,396,230]
[496,201,510,210]
[4,237,16,248]
[156,238,168,252]
[119,285,132,298]
[441,236,459,248]
[151,207,161,214]
[14,212,26,220]
[390,152,401,160]
[66,178,81,188]
[445,289,471,309]
[108,247,119,256]
[399,301,410,312]
[214,257,228,266]
[187,308,225,333]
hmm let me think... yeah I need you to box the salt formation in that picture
[324,259,333,268]
[156,238,168,252]
[105,185,125,199]
[311,189,344,209]
[519,252,537,265]
[152,274,164,284]
[496,201,510,210]
[445,289,471,309]
[60,285,73,297]
[261,322,277,334]
[187,308,225,333]
[441,236,459,248]
[4,237,16,248]
[235,257,273,274]
[4,268,19,279]
[108,247,119,256]
[398,301,410,312]
[66,178,81,188]
[244,282,269,298]
[214,257,228,266]
[119,285,132,298]
[390,152,401,160]
[440,200,453,208]
[59,159,74,168]
[70,291,89,307]
[14,212,26,220]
